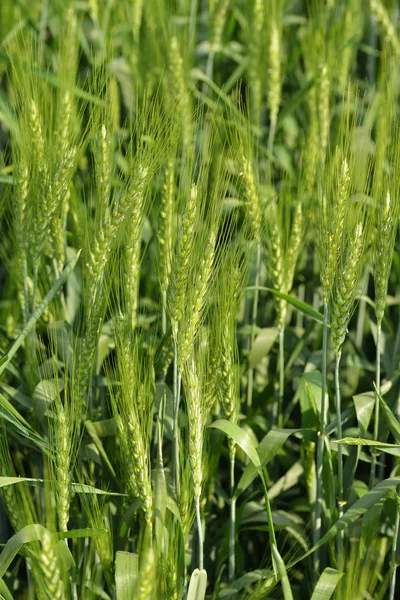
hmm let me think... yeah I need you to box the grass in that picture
[0,1,400,599]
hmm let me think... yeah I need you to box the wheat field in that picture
[0,1,400,599]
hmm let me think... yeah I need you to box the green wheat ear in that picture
[331,220,365,357]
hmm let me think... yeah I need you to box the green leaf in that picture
[353,392,375,435]
[246,287,325,325]
[0,524,74,579]
[269,462,304,500]
[218,570,273,597]
[0,579,13,600]
[208,420,260,468]
[299,372,324,429]
[0,477,123,496]
[336,437,400,456]
[0,383,33,409]
[248,327,279,367]
[115,551,139,600]
[0,476,43,488]
[85,420,116,477]
[379,392,400,443]
[187,569,207,600]
[0,393,48,453]
[272,545,293,600]
[234,430,313,500]
[70,483,125,496]
[288,476,400,569]
[310,568,343,600]
[234,428,291,500]
[0,251,81,376]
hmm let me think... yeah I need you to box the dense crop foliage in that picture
[0,1,400,598]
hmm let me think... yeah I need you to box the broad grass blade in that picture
[310,568,342,599]
[115,551,139,600]
[187,569,207,600]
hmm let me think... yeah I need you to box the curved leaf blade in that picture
[0,251,81,376]
[310,568,343,600]
[246,286,325,325]
[208,420,260,468]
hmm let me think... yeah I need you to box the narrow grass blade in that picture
[246,287,325,325]
[85,420,117,476]
[288,476,400,568]
[70,483,125,496]
[310,568,342,599]
[337,437,400,456]
[0,580,13,600]
[0,477,123,496]
[0,251,81,376]
[271,545,293,600]
[0,476,43,488]
[115,551,139,600]
[0,393,48,452]
[378,391,400,442]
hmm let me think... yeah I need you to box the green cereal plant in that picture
[3,1,400,596]
[75,94,165,412]
[248,0,266,126]
[265,189,303,427]
[331,218,366,542]
[169,35,193,152]
[208,240,249,581]
[370,68,400,488]
[158,158,176,335]
[317,63,330,164]
[267,1,283,155]
[82,493,114,591]
[314,135,354,570]
[110,330,154,538]
[167,127,223,497]
[204,0,231,91]
[240,152,263,409]
[335,0,364,92]
[168,180,198,496]
[124,171,149,329]
[177,160,227,366]
[182,346,215,574]
[370,0,400,56]
[301,2,331,166]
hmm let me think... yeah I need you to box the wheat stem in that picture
[335,352,344,558]
[196,495,204,571]
[173,341,181,498]
[369,322,382,488]
[389,491,400,600]
[229,450,236,581]
[278,326,285,427]
[314,298,329,575]
[247,242,261,408]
